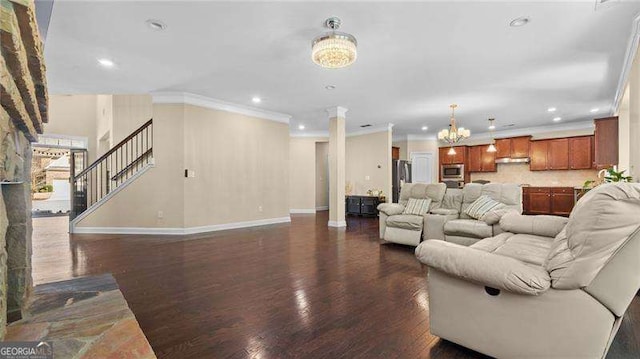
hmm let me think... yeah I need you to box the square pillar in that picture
[327,107,347,227]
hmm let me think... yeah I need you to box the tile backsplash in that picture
[469,163,600,187]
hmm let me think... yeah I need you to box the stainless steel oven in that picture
[441,164,464,181]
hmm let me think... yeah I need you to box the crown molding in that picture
[326,106,349,119]
[460,120,594,142]
[346,123,393,137]
[290,131,329,138]
[613,14,640,113]
[151,92,291,124]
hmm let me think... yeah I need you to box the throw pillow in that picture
[465,195,504,220]
[403,198,432,216]
[480,206,511,225]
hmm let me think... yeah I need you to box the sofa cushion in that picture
[464,195,505,219]
[377,203,405,216]
[444,219,493,239]
[471,232,553,266]
[545,183,640,289]
[481,207,516,225]
[431,208,459,215]
[460,183,522,219]
[500,212,568,238]
[386,214,423,231]
[403,198,432,215]
[399,183,446,209]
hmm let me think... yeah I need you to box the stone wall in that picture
[0,0,48,340]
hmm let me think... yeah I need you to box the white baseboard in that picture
[290,209,316,214]
[315,206,329,211]
[73,216,292,235]
[327,220,347,228]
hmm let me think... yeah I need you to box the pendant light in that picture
[487,118,497,153]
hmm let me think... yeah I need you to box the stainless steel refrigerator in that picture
[392,160,411,203]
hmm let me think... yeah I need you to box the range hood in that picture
[495,157,530,164]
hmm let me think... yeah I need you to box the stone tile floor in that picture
[5,273,156,358]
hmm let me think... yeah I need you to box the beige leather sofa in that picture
[377,183,446,246]
[415,183,640,358]
[425,183,522,246]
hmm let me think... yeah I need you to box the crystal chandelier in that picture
[312,17,357,69]
[437,104,471,145]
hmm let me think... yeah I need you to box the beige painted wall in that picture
[346,130,392,199]
[183,105,290,227]
[46,95,98,161]
[315,142,329,209]
[112,95,153,144]
[77,103,186,228]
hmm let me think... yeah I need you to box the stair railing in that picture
[70,119,153,220]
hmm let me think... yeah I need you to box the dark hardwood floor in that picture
[32,212,639,358]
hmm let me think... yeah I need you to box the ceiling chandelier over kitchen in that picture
[437,104,471,146]
[311,17,357,69]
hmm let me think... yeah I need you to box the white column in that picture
[327,106,347,227]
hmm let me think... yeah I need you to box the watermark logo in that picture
[0,341,53,359]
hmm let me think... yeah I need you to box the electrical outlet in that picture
[258,206,263,212]
[157,210,164,219]
[365,175,370,181]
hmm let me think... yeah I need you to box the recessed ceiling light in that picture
[298,124,305,130]
[97,58,115,68]
[547,107,556,112]
[590,108,599,113]
[325,85,336,90]
[510,17,531,27]
[553,117,562,122]
[421,126,428,131]
[252,97,261,103]
[146,19,167,31]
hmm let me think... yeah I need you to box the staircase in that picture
[70,119,153,226]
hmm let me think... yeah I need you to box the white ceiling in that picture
[44,1,640,137]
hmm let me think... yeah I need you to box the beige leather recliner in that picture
[425,183,522,246]
[377,183,446,246]
[415,183,640,358]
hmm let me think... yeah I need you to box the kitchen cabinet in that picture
[523,187,575,216]
[439,146,466,165]
[511,137,531,158]
[569,136,593,170]
[495,136,530,158]
[495,139,511,158]
[392,146,400,160]
[468,145,496,172]
[594,117,618,169]
[548,138,569,170]
[529,140,549,171]
[531,136,591,171]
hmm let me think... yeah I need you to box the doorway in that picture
[410,152,435,184]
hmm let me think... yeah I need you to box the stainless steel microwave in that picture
[441,164,464,181]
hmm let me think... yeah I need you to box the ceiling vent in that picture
[360,124,372,128]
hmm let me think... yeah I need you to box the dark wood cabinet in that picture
[511,137,531,158]
[594,117,618,169]
[468,146,482,172]
[346,196,382,217]
[494,136,530,158]
[392,146,400,160]
[468,145,496,172]
[439,146,466,165]
[523,187,575,216]
[495,138,511,158]
[569,136,593,170]
[529,140,549,171]
[550,187,574,216]
[548,138,569,170]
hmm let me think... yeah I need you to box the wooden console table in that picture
[345,195,384,217]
